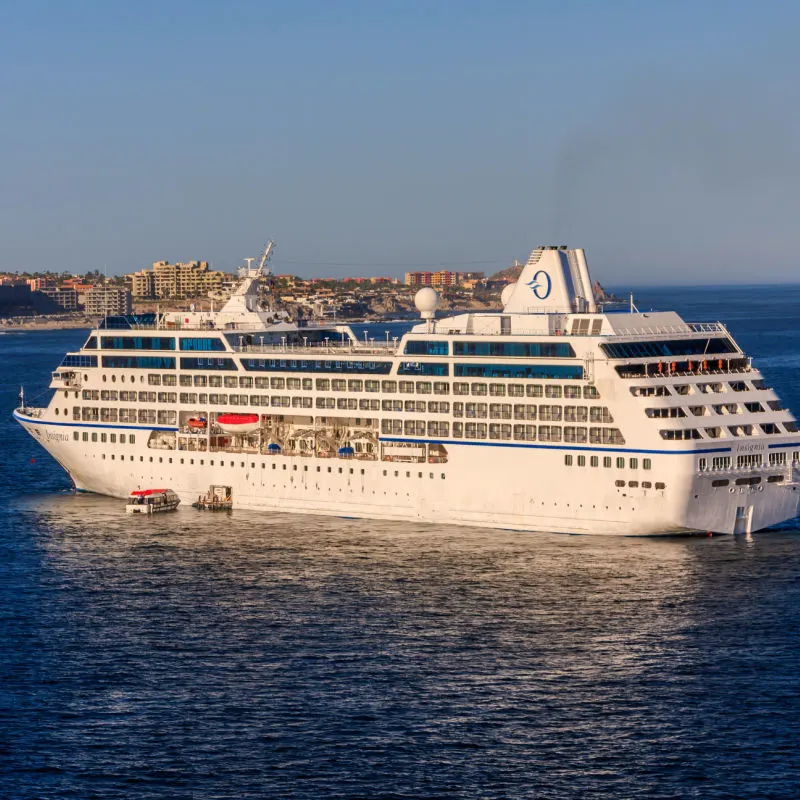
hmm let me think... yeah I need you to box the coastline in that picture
[0,315,96,331]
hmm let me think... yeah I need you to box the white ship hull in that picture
[15,411,800,535]
[15,244,800,537]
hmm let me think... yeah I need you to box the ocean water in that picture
[1,287,799,799]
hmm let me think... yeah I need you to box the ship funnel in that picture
[502,246,598,314]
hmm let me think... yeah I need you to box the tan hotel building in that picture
[130,260,226,299]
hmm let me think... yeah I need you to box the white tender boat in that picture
[125,488,180,514]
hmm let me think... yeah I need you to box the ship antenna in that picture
[629,292,639,313]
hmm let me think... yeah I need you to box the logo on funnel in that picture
[526,270,551,300]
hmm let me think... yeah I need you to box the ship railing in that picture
[233,341,398,355]
[617,361,752,379]
[17,406,44,418]
[51,371,82,389]
[611,322,728,338]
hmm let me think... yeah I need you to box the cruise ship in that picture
[14,246,800,535]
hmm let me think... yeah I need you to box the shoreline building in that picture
[39,286,79,311]
[131,260,226,299]
[84,286,133,317]
[404,270,484,288]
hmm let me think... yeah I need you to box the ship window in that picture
[73,431,79,441]
[101,336,175,351]
[454,341,575,358]
[615,480,625,487]
[603,457,612,468]
[404,340,449,355]
[180,357,237,371]
[564,455,573,466]
[712,479,730,487]
[590,456,599,467]
[241,358,392,375]
[616,457,624,468]
[60,355,98,369]
[82,432,88,441]
[399,361,449,377]
[577,455,586,467]
[655,482,666,490]
[630,386,670,397]
[601,337,736,359]
[456,364,584,380]
[767,475,784,483]
[180,337,226,351]
[642,481,652,489]
[643,458,652,470]
[628,480,639,488]
[103,355,176,370]
[629,458,638,469]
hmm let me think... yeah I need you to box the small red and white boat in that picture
[126,488,180,514]
[187,416,207,431]
[216,413,260,434]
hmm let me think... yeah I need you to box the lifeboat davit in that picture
[216,413,260,434]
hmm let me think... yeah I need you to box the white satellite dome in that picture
[414,287,440,319]
[500,282,517,307]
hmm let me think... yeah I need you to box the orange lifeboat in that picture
[187,416,207,431]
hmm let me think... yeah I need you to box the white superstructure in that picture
[14,245,800,535]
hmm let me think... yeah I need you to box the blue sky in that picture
[2,1,799,284]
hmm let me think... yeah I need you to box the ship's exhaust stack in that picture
[501,246,598,314]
